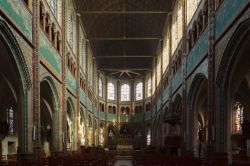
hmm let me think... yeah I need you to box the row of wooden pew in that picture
[0,148,116,166]
[132,152,201,166]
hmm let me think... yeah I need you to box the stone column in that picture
[32,0,41,160]
[104,77,108,147]
[47,23,52,40]
[202,13,206,28]
[76,13,80,150]
[197,24,200,38]
[207,0,228,164]
[42,13,46,31]
[181,0,188,155]
[61,0,67,154]
[54,32,58,48]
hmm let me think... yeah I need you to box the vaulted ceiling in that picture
[74,0,173,79]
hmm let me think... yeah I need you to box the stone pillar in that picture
[32,0,41,160]
[57,38,61,53]
[191,30,195,47]
[181,0,188,155]
[197,24,200,38]
[207,0,228,165]
[47,23,52,40]
[142,77,146,147]
[61,0,67,154]
[202,14,206,28]
[54,32,58,48]
[104,77,108,147]
[76,13,80,151]
[42,13,46,31]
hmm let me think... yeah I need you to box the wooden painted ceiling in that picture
[74,0,173,79]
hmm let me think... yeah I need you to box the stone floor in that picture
[114,159,133,166]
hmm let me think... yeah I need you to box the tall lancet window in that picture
[121,84,130,101]
[8,107,14,135]
[232,101,244,132]
[136,82,143,100]
[99,79,103,97]
[186,0,201,25]
[107,82,115,100]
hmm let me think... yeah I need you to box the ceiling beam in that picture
[80,11,168,14]
[89,37,161,41]
[94,55,154,58]
[100,68,151,71]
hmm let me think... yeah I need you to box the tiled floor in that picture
[114,160,133,166]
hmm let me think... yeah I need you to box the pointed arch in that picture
[186,73,208,154]
[0,19,32,152]
[216,18,250,152]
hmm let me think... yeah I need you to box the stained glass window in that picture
[186,0,201,25]
[99,79,103,97]
[152,70,156,95]
[136,82,143,100]
[232,101,244,132]
[121,84,130,101]
[50,0,56,14]
[157,57,161,86]
[146,130,151,146]
[68,12,74,47]
[8,107,14,135]
[107,82,115,100]
[57,0,62,26]
[82,40,86,73]
[162,30,170,72]
[147,78,152,97]
[171,0,183,54]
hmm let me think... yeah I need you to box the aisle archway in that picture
[40,78,59,156]
[187,74,208,157]
[0,20,31,157]
[217,19,250,156]
[66,98,75,151]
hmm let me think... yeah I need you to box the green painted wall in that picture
[172,68,183,92]
[107,113,116,122]
[99,111,106,121]
[66,68,76,93]
[215,0,246,38]
[0,0,32,40]
[80,89,87,104]
[86,97,93,112]
[119,115,131,123]
[163,87,169,103]
[40,31,62,75]
[187,27,208,75]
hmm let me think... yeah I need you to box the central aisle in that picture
[114,159,133,166]
[114,155,133,166]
